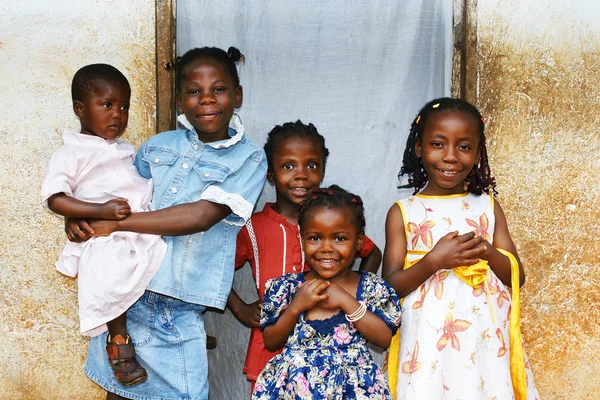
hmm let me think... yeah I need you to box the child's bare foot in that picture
[106,334,148,386]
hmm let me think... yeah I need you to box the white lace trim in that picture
[246,219,261,290]
[177,113,245,149]
[200,185,253,223]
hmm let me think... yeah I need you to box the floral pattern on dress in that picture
[252,272,401,400]
[395,193,539,400]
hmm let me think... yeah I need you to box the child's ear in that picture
[73,101,84,118]
[356,232,365,253]
[235,85,243,108]
[415,139,422,158]
[266,168,274,185]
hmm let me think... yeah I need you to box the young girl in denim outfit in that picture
[70,47,267,400]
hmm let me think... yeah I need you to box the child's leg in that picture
[105,312,148,386]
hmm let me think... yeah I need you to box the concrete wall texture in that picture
[0,0,598,399]
[0,1,156,398]
[476,1,600,399]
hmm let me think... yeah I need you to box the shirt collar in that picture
[62,127,116,147]
[177,113,245,149]
[262,203,299,227]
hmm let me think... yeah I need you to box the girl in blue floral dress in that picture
[252,186,402,400]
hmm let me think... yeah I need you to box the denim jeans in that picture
[85,291,208,400]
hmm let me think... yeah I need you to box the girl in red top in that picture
[229,121,382,394]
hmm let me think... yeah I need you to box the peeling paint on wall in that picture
[477,1,600,398]
[0,1,156,398]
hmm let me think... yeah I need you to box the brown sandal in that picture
[106,334,148,386]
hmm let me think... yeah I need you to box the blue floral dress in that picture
[252,272,401,400]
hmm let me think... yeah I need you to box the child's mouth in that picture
[436,168,461,177]
[317,259,338,269]
[290,187,309,196]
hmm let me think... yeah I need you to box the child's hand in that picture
[290,279,330,314]
[231,300,261,328]
[426,231,485,270]
[319,283,353,310]
[65,217,94,242]
[101,198,131,220]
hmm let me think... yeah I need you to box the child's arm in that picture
[382,204,485,298]
[47,193,131,220]
[227,290,260,328]
[358,240,382,274]
[475,201,525,287]
[321,284,393,348]
[262,279,330,351]
[89,200,231,236]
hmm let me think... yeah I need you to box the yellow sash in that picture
[387,249,527,399]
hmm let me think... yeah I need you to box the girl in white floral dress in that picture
[253,186,402,400]
[383,98,539,400]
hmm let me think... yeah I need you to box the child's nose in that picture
[443,148,458,162]
[199,92,216,105]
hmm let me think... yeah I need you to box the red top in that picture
[235,203,375,380]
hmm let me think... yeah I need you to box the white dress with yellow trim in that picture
[390,193,539,400]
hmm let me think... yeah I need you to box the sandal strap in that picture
[106,341,136,361]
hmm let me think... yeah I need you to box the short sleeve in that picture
[235,224,252,270]
[260,275,300,330]
[200,146,267,226]
[361,273,402,334]
[358,235,375,258]
[41,147,78,207]
[134,141,151,179]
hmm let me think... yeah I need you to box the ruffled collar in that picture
[177,113,245,149]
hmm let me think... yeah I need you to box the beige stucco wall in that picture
[476,1,600,399]
[0,1,156,398]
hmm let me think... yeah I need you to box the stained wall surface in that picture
[0,1,156,398]
[476,1,600,399]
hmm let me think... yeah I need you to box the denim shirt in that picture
[134,116,267,309]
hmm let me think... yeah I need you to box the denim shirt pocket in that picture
[143,148,180,187]
[184,163,229,202]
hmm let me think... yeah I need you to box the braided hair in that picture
[399,97,497,196]
[298,185,366,234]
[264,120,330,169]
[176,46,244,92]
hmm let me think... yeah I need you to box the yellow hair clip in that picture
[415,115,421,124]
[432,103,440,108]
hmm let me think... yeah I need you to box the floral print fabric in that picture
[252,272,401,400]
[394,193,539,400]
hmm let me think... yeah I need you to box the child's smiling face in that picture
[75,80,130,140]
[302,206,364,281]
[177,58,243,143]
[268,137,325,207]
[416,110,481,195]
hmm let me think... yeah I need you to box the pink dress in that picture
[42,128,167,336]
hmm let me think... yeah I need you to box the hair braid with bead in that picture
[399,97,497,196]
[298,185,366,234]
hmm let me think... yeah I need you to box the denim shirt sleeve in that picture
[134,141,152,179]
[200,148,267,226]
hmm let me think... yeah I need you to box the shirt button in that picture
[204,172,210,177]
[171,187,178,193]
[182,163,189,169]
[194,145,199,150]
[154,158,160,162]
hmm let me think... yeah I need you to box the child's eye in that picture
[121,104,129,111]
[282,163,293,170]
[335,236,347,242]
[187,89,200,95]
[103,102,112,109]
[458,144,471,150]
[214,87,226,93]
[307,235,320,242]
[307,162,319,170]
[431,142,443,147]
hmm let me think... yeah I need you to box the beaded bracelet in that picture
[345,301,367,323]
